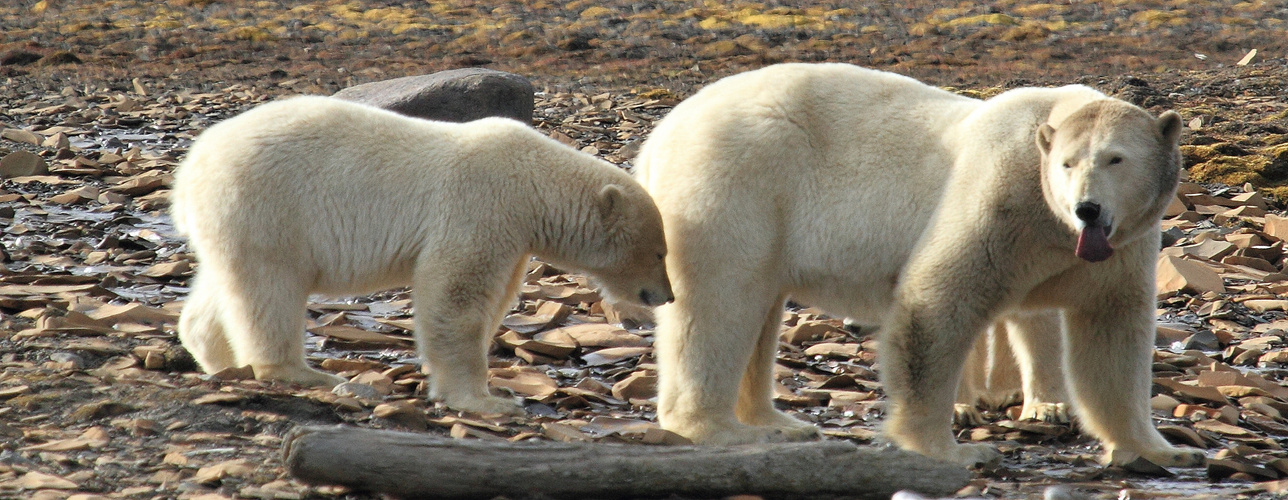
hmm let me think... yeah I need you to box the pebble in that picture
[332,382,380,400]
[49,352,85,369]
[1183,331,1221,351]
[1044,485,1093,500]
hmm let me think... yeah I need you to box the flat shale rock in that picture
[0,150,48,178]
[333,68,535,124]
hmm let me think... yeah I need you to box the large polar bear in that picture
[172,96,672,415]
[636,63,1199,467]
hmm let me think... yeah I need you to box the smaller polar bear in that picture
[637,63,1200,467]
[172,96,672,415]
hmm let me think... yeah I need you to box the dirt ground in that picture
[2,1,1288,499]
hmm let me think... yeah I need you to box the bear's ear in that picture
[1035,123,1056,155]
[1156,111,1183,147]
[597,184,625,226]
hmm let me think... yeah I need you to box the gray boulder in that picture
[333,68,534,124]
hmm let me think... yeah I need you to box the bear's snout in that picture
[639,287,675,306]
[1074,202,1101,224]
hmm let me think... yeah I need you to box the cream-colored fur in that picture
[173,96,671,415]
[636,63,1198,467]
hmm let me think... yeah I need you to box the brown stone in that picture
[1181,239,1235,261]
[1156,255,1225,295]
[1265,214,1288,242]
[333,68,535,124]
[1225,232,1263,249]
[610,371,657,401]
[0,150,48,178]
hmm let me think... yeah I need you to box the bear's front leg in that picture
[414,256,526,416]
[655,278,808,444]
[879,228,1013,467]
[1060,247,1204,466]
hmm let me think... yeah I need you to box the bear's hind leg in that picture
[953,330,994,426]
[178,272,236,373]
[218,264,343,387]
[1003,311,1071,423]
[735,294,820,440]
[414,257,526,416]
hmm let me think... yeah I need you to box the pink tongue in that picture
[1076,225,1114,262]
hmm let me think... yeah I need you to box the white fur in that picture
[173,96,671,415]
[637,63,1195,467]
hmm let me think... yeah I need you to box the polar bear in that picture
[636,63,1199,467]
[955,311,1070,426]
[172,96,672,415]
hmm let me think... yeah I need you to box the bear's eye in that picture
[1062,162,1073,169]
[1108,156,1123,165]
[656,253,665,261]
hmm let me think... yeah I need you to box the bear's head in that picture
[572,183,673,307]
[1037,100,1183,262]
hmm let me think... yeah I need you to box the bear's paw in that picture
[744,408,822,440]
[944,443,1003,468]
[1135,445,1206,467]
[253,364,345,388]
[1019,402,1070,424]
[441,394,525,416]
[953,404,987,427]
[680,421,820,445]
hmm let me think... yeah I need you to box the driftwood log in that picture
[282,425,971,499]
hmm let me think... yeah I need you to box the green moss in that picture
[1265,109,1288,124]
[6,392,61,411]
[947,86,1005,99]
[1262,144,1288,182]
[1180,145,1220,167]
[1263,186,1288,203]
[69,400,135,422]
[1188,144,1288,186]
[637,88,678,100]
[1188,155,1271,186]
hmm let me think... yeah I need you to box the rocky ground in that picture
[2,1,1288,499]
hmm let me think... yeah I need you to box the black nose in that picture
[1074,202,1101,223]
[639,289,674,306]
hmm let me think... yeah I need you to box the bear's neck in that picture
[528,183,603,266]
